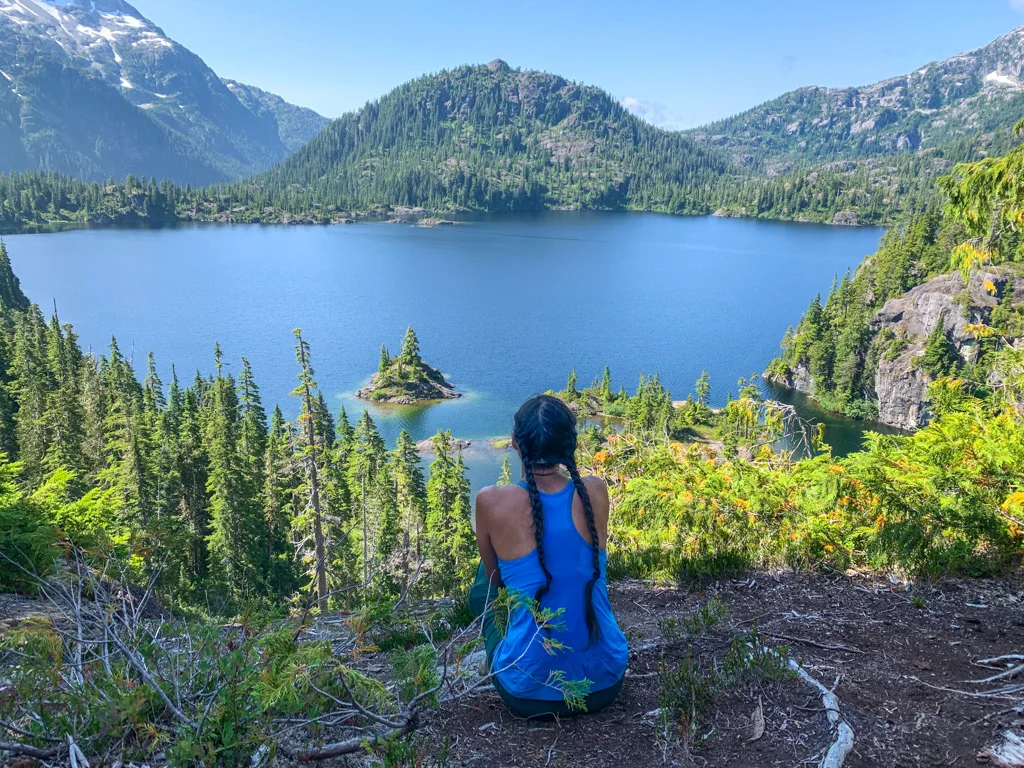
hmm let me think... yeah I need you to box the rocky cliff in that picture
[871,268,1023,429]
[778,267,1024,431]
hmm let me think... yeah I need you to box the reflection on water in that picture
[765,382,907,456]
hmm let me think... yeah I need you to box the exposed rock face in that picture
[871,268,1023,430]
[831,210,860,226]
[416,437,471,453]
[770,361,815,396]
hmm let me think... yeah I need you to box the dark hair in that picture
[513,394,601,643]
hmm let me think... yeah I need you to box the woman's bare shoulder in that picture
[476,483,528,515]
[581,474,609,498]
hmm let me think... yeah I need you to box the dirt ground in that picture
[415,570,1024,768]
[2,571,1023,768]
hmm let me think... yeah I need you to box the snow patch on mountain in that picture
[984,70,1019,87]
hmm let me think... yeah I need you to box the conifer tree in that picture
[695,369,711,407]
[425,431,474,593]
[40,312,87,480]
[12,306,51,485]
[205,352,265,602]
[175,387,210,588]
[98,337,152,527]
[263,405,296,597]
[599,366,613,401]
[141,353,180,529]
[392,429,427,583]
[497,454,513,485]
[349,410,389,587]
[292,329,329,612]
[378,345,390,379]
[922,318,960,379]
[401,326,422,369]
[0,242,29,313]
[313,391,336,448]
[237,357,267,487]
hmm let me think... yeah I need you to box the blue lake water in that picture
[5,212,885,491]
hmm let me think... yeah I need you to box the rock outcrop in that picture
[356,372,460,405]
[416,437,471,453]
[870,268,1023,430]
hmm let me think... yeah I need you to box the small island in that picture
[356,326,460,404]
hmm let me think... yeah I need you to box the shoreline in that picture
[0,208,891,237]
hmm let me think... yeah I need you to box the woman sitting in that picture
[470,394,628,718]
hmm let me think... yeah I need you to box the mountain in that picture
[253,60,730,214]
[688,26,1024,170]
[0,0,329,184]
[221,79,330,154]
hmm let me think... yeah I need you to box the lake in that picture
[5,212,885,491]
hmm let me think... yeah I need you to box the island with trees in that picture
[356,326,460,404]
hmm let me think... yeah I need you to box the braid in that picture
[519,442,553,607]
[566,457,602,644]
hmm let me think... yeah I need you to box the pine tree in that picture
[695,369,711,407]
[599,366,613,401]
[349,410,389,587]
[378,345,391,379]
[97,337,152,527]
[313,391,336,448]
[12,306,51,485]
[497,454,513,485]
[40,312,86,478]
[401,326,422,369]
[175,386,210,589]
[0,242,29,313]
[425,431,474,594]
[263,405,296,597]
[392,429,427,586]
[922,317,960,379]
[292,329,329,612]
[237,357,267,486]
[205,353,265,602]
[566,367,578,395]
[141,353,179,530]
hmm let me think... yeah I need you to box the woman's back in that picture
[483,477,628,701]
[473,394,628,713]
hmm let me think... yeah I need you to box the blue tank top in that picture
[491,480,629,700]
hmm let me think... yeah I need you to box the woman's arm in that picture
[583,475,611,548]
[475,486,503,587]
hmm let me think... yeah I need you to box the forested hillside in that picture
[253,60,730,214]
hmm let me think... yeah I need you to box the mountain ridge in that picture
[686,25,1024,168]
[0,0,330,183]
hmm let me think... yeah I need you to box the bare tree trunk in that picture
[361,470,368,588]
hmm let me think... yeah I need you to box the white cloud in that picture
[620,97,690,131]
[1011,0,1024,11]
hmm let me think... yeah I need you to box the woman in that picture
[470,394,628,718]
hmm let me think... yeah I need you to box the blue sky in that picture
[131,0,1024,127]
